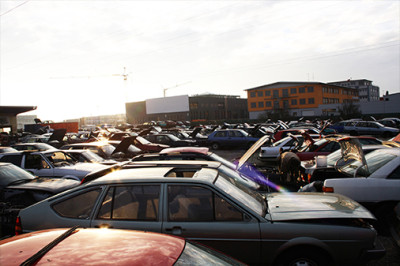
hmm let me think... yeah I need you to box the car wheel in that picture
[211,142,220,150]
[277,248,330,266]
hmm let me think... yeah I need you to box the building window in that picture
[282,89,288,97]
[283,100,289,108]
[291,99,297,105]
[266,101,271,107]
[250,92,256,98]
[290,88,297,94]
[300,98,306,105]
[257,91,263,97]
[308,98,315,104]
[273,101,279,109]
[307,86,314,92]
[299,87,306,93]
[250,102,256,108]
[273,90,279,98]
[265,90,271,96]
[258,102,264,108]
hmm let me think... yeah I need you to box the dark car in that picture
[0,162,79,207]
[143,133,197,147]
[206,129,260,150]
[17,165,384,265]
[0,162,80,236]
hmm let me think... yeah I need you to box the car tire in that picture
[276,248,331,266]
[211,142,220,150]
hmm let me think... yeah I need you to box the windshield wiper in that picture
[7,179,31,186]
[20,225,80,266]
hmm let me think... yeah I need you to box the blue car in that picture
[207,129,260,150]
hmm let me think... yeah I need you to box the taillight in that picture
[15,216,22,235]
[322,186,334,193]
[307,174,312,183]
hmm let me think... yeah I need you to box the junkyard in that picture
[0,118,399,265]
[1,1,400,265]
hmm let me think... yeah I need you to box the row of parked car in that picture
[0,118,399,265]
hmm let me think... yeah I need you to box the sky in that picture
[0,0,399,122]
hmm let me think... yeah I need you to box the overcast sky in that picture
[1,0,399,122]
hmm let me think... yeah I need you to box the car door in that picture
[161,184,261,265]
[91,184,163,232]
[23,154,54,177]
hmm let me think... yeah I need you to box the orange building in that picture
[245,82,359,119]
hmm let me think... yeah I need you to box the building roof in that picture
[0,106,37,115]
[244,81,351,91]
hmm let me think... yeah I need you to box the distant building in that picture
[17,115,37,131]
[245,82,358,119]
[359,92,400,116]
[125,94,248,124]
[79,114,126,127]
[0,106,37,133]
[327,79,380,102]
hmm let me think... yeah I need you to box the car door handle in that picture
[165,226,184,235]
[95,224,113,229]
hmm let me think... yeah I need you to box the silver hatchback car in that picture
[16,165,384,265]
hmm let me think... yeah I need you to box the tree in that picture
[338,101,361,119]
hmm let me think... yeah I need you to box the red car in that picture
[0,228,244,265]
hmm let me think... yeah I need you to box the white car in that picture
[323,147,400,213]
[0,150,111,181]
[258,134,321,162]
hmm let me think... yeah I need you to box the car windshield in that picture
[326,149,342,166]
[82,150,105,162]
[0,164,35,187]
[168,135,181,141]
[301,139,328,152]
[339,149,397,177]
[45,151,78,166]
[215,171,266,217]
[101,145,116,156]
[136,136,151,144]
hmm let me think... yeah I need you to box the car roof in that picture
[89,163,220,185]
[0,228,185,265]
[160,147,209,155]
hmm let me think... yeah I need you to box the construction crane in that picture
[163,81,191,97]
[49,67,129,81]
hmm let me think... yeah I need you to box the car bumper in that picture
[360,238,386,262]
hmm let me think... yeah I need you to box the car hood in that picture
[237,135,272,169]
[6,177,79,193]
[58,163,109,173]
[267,192,375,221]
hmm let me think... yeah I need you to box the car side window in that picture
[52,189,102,219]
[214,132,227,138]
[97,185,160,221]
[25,154,50,169]
[0,154,23,166]
[168,185,243,222]
[388,166,400,180]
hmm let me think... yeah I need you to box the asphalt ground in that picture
[214,148,400,266]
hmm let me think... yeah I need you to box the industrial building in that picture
[246,82,359,119]
[327,79,380,102]
[125,94,248,124]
